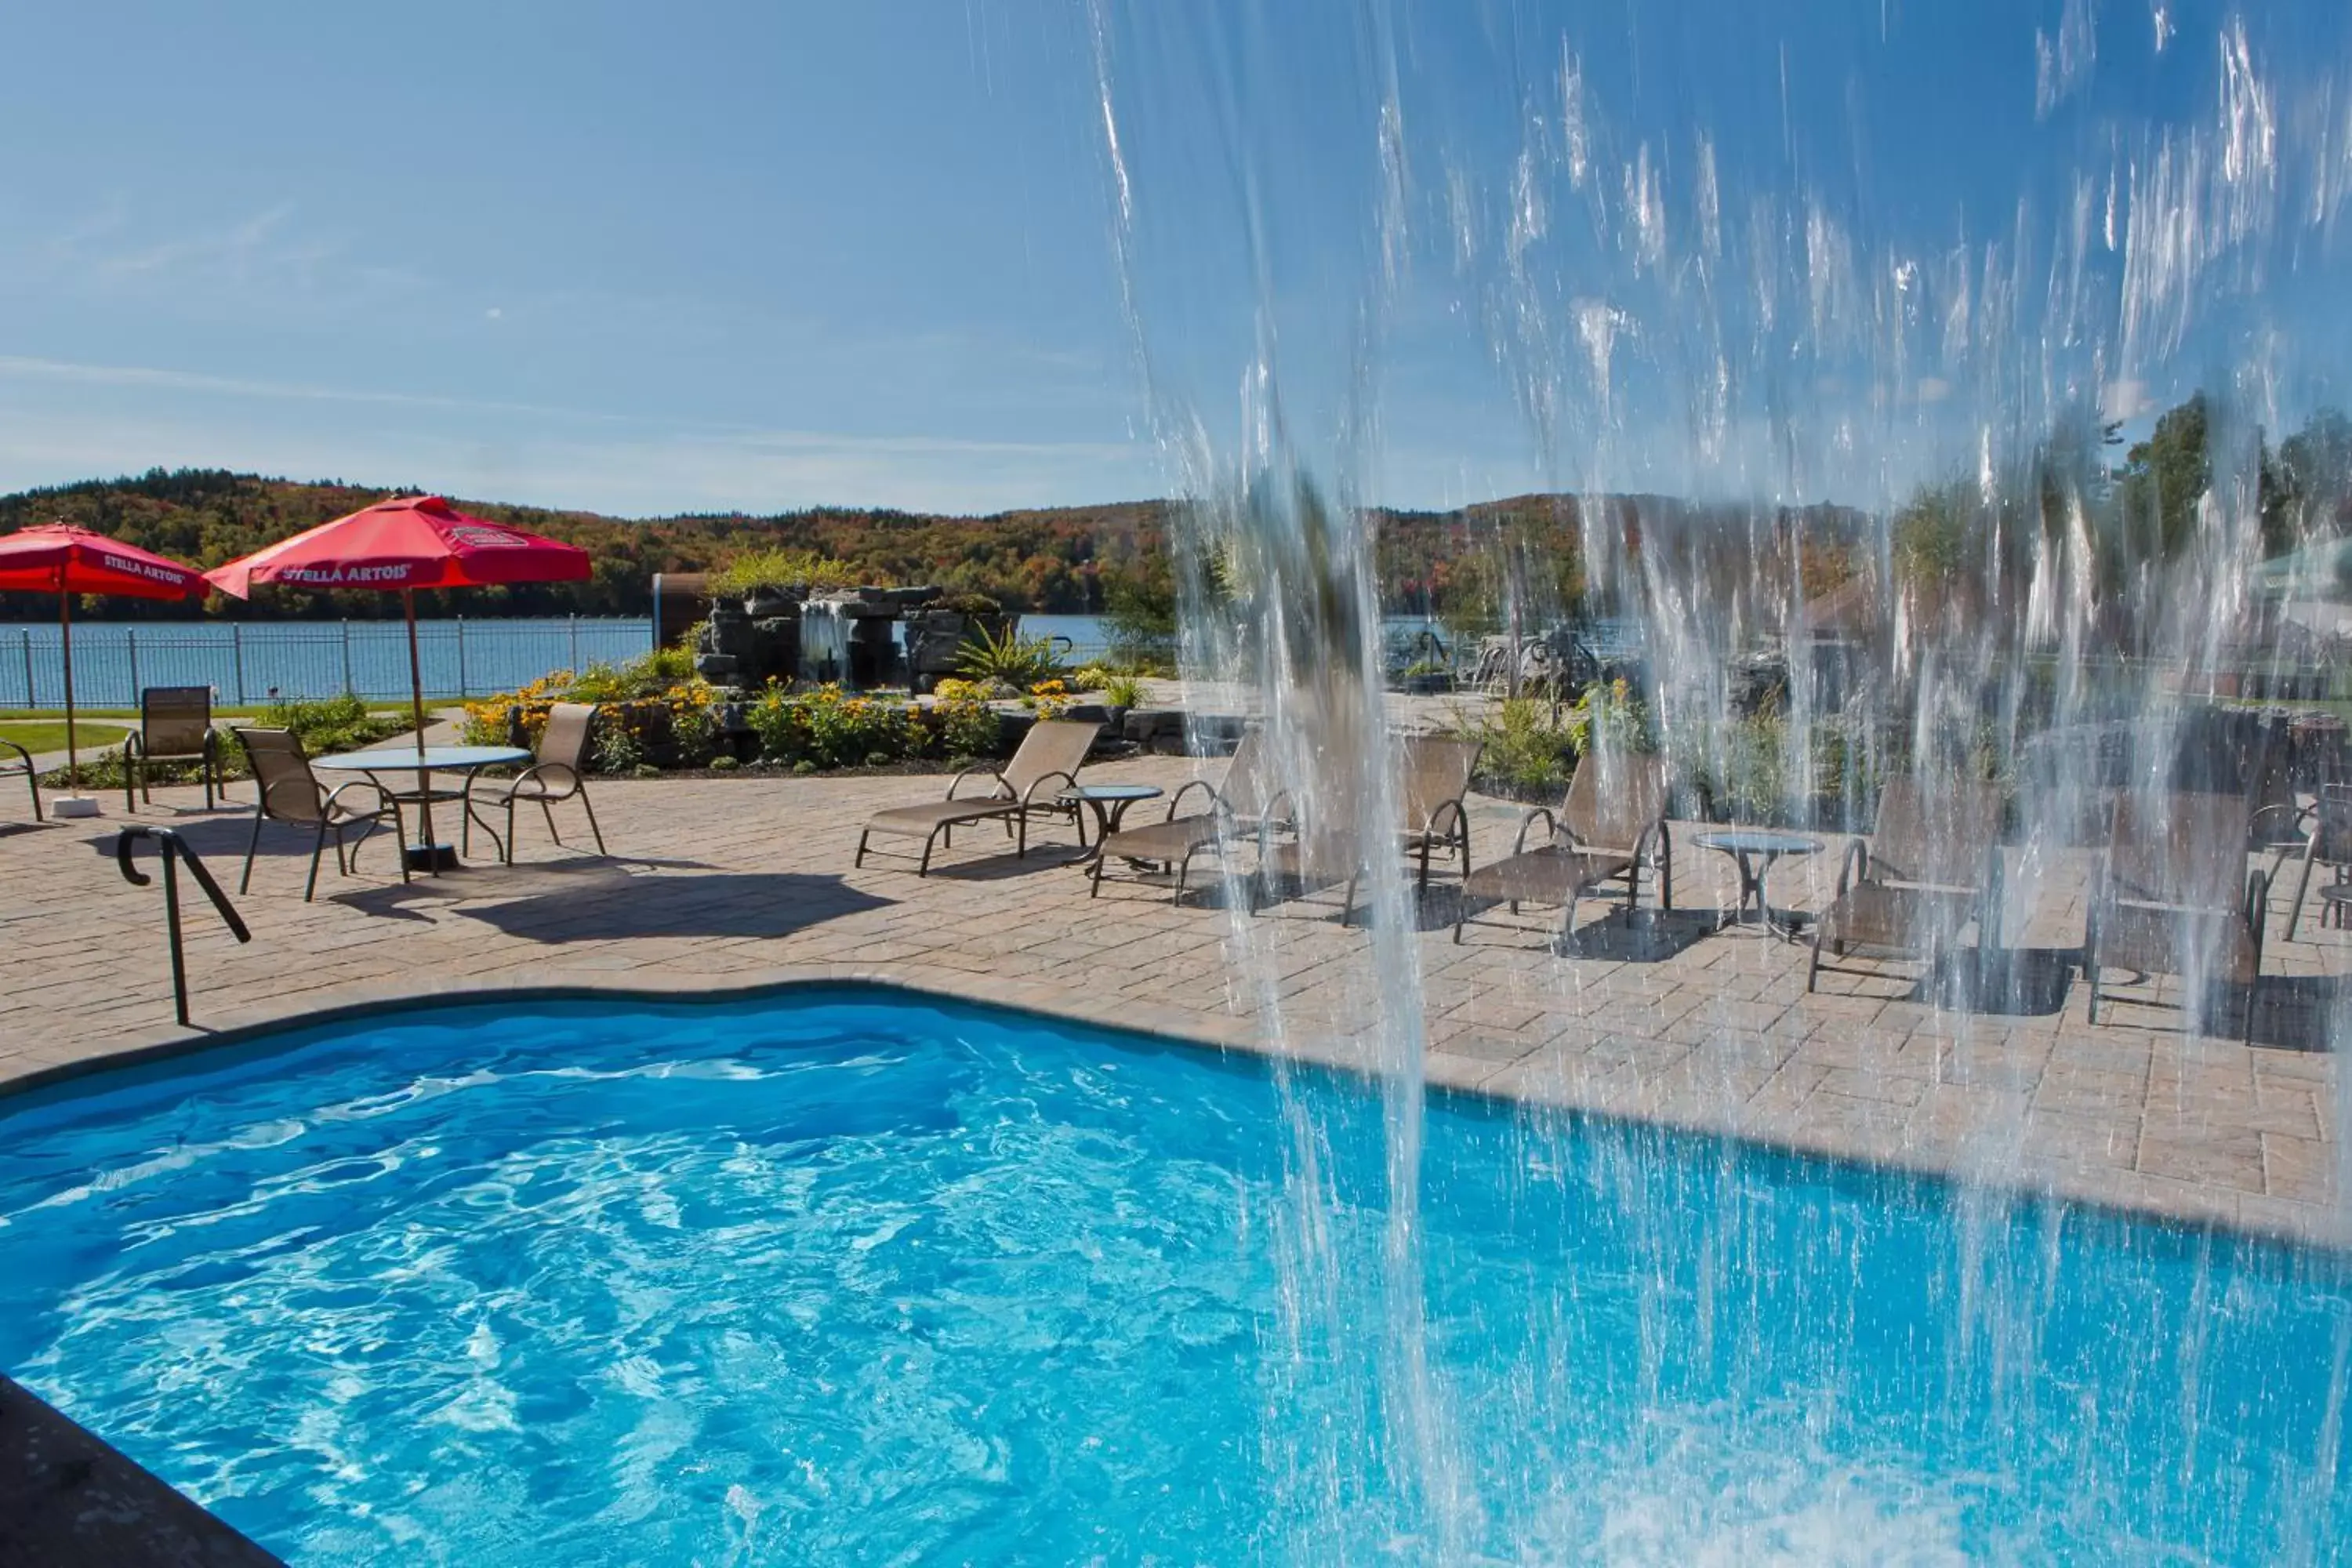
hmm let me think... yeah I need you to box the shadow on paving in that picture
[879,844,1095,883]
[2082,973,2349,1052]
[1452,903,1717,962]
[330,862,892,941]
[75,811,372,867]
[1812,946,2080,1018]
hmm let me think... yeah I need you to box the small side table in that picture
[1692,829,1823,941]
[1058,783,1163,859]
[2321,882,2352,931]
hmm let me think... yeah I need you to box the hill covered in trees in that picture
[0,467,1866,628]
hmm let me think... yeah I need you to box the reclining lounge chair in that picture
[1806,775,2004,992]
[1453,751,1670,946]
[1087,728,1283,903]
[1255,734,1482,925]
[2084,789,2268,1044]
[855,717,1102,876]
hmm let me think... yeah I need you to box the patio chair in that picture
[232,726,408,902]
[1087,728,1287,902]
[855,717,1102,876]
[463,701,605,863]
[2270,782,2352,942]
[1806,775,2004,991]
[123,685,226,811]
[1257,734,1481,925]
[0,736,37,822]
[1453,751,1671,946]
[2084,790,2268,1044]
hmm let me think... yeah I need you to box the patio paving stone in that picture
[0,756,2343,1247]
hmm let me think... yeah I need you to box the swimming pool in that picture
[1,985,2344,1563]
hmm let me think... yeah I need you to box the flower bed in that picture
[462,656,1049,776]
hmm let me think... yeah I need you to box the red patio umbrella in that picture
[205,495,593,855]
[0,524,210,815]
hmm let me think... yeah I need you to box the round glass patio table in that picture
[313,746,532,873]
[1058,783,1163,859]
[1690,829,1822,941]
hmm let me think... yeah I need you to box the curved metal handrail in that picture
[115,826,253,1026]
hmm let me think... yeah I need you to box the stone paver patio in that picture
[1,753,2343,1247]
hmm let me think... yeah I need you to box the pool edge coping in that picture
[5,962,2347,1260]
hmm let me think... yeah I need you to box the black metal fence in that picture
[0,617,655,708]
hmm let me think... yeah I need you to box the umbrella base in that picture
[403,840,461,873]
[50,796,101,819]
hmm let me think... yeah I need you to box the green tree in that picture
[2116,394,2210,564]
[2263,407,2352,553]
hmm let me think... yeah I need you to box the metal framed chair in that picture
[1255,734,1482,926]
[1087,727,1286,903]
[1454,751,1671,946]
[2271,783,2352,942]
[2085,790,2268,1044]
[231,727,408,902]
[1807,775,2004,991]
[124,685,226,811]
[0,736,38,822]
[463,701,606,863]
[855,718,1102,875]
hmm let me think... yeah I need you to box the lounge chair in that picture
[0,736,37,822]
[1256,734,1481,925]
[855,717,1102,875]
[463,701,605,863]
[1087,728,1285,902]
[1806,776,2003,991]
[2084,790,2268,1044]
[232,727,408,901]
[123,685,226,811]
[1453,751,1671,946]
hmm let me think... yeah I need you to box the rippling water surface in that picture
[0,987,2344,1564]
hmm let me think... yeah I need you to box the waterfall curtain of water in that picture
[1087,0,2352,1555]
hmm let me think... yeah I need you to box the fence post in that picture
[456,616,466,697]
[570,614,581,672]
[126,627,140,702]
[342,620,354,697]
[21,628,34,708]
[231,624,245,705]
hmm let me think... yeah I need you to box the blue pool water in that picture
[1,987,2346,1564]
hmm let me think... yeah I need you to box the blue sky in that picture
[1,2,2347,517]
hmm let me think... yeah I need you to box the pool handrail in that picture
[114,825,252,1026]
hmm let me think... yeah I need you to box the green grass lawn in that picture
[0,719,133,755]
[0,704,309,722]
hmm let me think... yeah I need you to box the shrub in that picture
[1463,697,1578,799]
[957,622,1065,688]
[710,548,862,599]
[933,591,1003,616]
[463,655,720,770]
[1072,664,1112,692]
[1022,679,1074,719]
[1566,678,1656,757]
[1102,672,1147,709]
[593,725,646,775]
[748,684,916,769]
[931,694,1003,758]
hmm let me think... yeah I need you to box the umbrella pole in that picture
[405,587,437,867]
[48,574,97,818]
[60,579,75,792]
